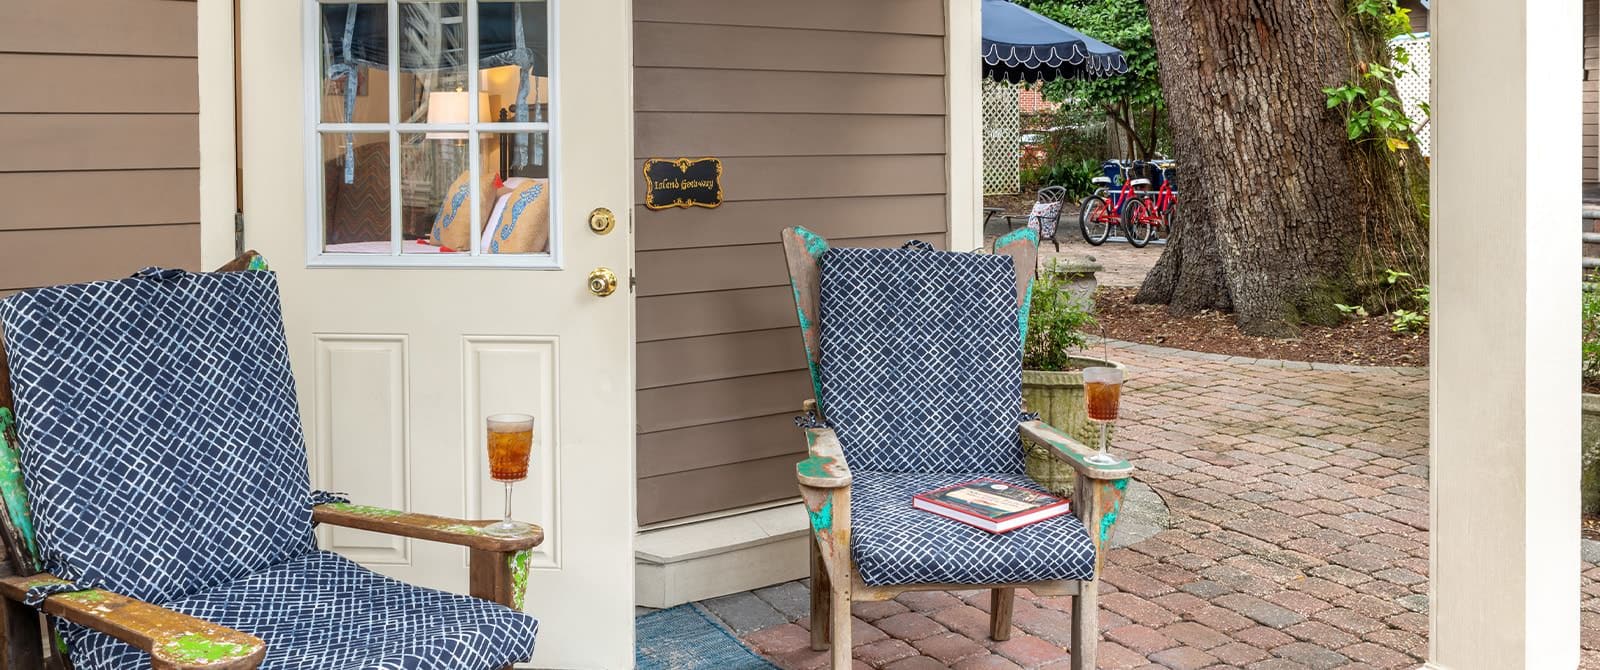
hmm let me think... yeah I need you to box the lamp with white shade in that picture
[425,91,492,140]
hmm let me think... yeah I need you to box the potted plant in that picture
[1022,259,1123,495]
[1582,283,1600,516]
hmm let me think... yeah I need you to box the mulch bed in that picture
[1585,515,1600,542]
[1092,287,1430,368]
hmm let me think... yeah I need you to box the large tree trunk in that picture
[1137,0,1428,336]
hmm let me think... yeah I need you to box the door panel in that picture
[236,1,634,666]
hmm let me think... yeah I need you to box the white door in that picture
[233,0,633,666]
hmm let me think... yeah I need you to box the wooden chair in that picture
[0,252,541,669]
[780,227,1134,670]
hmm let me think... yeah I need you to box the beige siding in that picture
[634,0,950,524]
[0,1,201,294]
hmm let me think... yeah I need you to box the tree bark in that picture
[1136,0,1428,336]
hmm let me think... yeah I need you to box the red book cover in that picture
[912,478,1071,533]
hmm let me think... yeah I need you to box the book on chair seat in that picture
[912,478,1071,533]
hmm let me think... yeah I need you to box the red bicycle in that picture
[1119,160,1179,248]
[1079,161,1144,246]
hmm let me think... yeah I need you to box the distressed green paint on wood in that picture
[1098,478,1130,544]
[794,226,829,258]
[509,549,532,611]
[56,590,109,604]
[246,254,270,271]
[0,408,39,567]
[806,495,833,532]
[1016,279,1035,345]
[1031,429,1129,471]
[161,633,254,664]
[797,454,841,481]
[792,279,826,412]
[994,225,1039,250]
[323,503,406,518]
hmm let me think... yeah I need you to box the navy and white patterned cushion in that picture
[818,246,1025,474]
[0,269,315,604]
[62,550,538,670]
[850,472,1096,586]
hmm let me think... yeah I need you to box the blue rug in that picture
[636,605,779,670]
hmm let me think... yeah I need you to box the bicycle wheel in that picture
[1079,196,1112,246]
[1122,198,1155,248]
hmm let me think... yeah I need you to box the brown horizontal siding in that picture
[635,113,945,157]
[638,414,802,479]
[637,235,946,298]
[636,195,947,251]
[637,454,807,526]
[0,2,200,295]
[0,115,200,172]
[0,1,199,57]
[0,54,198,113]
[637,286,799,343]
[635,23,944,75]
[0,224,200,289]
[633,2,949,524]
[0,170,199,231]
[634,0,944,35]
[636,70,945,115]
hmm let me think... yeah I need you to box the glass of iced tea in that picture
[483,413,535,538]
[1081,367,1124,465]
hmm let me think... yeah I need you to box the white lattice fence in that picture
[983,80,1022,195]
[1392,34,1431,156]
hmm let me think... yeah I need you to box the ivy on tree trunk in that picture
[1135,0,1429,337]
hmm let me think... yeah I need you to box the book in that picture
[912,478,1071,533]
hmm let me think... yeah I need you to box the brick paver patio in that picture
[708,340,1600,669]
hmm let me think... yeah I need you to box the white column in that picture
[1430,0,1582,668]
[945,0,983,252]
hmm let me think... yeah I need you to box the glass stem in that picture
[503,481,514,524]
[1097,421,1110,456]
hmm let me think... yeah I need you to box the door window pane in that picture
[400,133,485,254]
[320,2,390,124]
[310,0,555,264]
[397,1,471,124]
[480,131,551,255]
[321,133,392,253]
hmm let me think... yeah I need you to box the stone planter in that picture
[1584,393,1600,515]
[1022,356,1124,495]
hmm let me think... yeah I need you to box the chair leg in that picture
[1071,580,1098,670]
[989,588,1015,641]
[809,536,830,651]
[829,583,851,669]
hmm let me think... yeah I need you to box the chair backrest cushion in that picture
[0,269,314,603]
[818,246,1025,473]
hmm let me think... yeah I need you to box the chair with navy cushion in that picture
[0,252,541,669]
[781,227,1134,670]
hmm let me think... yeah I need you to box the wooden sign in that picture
[643,158,723,210]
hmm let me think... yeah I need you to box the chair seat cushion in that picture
[62,550,539,670]
[851,472,1097,587]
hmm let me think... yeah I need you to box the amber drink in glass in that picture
[1081,367,1124,465]
[484,413,535,538]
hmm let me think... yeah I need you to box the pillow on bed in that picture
[428,170,496,251]
[485,179,551,254]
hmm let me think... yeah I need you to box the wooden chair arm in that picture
[1019,421,1133,480]
[797,427,852,488]
[312,503,543,553]
[0,575,265,669]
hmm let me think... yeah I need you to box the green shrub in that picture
[1023,260,1097,371]
[1584,279,1600,383]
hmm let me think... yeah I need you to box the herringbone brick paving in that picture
[728,341,1600,669]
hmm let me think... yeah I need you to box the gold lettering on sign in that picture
[643,157,724,210]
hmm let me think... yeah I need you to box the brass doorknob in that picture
[588,268,619,297]
[589,208,616,235]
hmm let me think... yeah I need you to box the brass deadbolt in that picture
[587,268,619,297]
[589,208,616,235]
